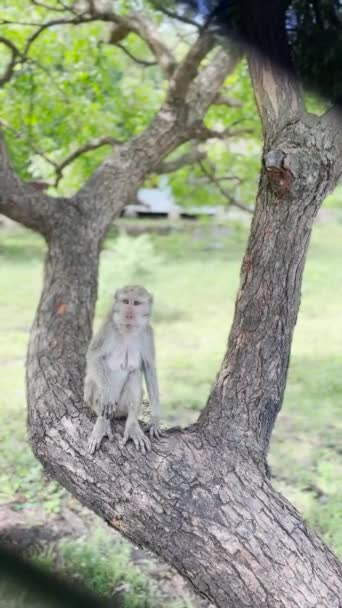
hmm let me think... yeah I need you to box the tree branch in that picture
[22,15,96,54]
[52,136,122,187]
[213,92,243,108]
[114,43,157,68]
[242,2,304,139]
[155,147,207,174]
[152,2,202,29]
[185,46,242,123]
[1,120,122,188]
[167,29,215,103]
[320,106,342,181]
[193,123,253,141]
[106,12,177,78]
[0,16,97,75]
[0,131,58,236]
[0,7,178,85]
[30,0,71,12]
[0,37,20,87]
[198,160,253,213]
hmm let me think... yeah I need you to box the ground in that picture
[0,214,341,606]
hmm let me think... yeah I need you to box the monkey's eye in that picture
[134,300,141,306]
[122,299,129,304]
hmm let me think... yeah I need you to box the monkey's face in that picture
[113,285,153,331]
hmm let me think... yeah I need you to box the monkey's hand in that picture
[145,416,164,440]
[103,401,116,419]
[88,416,113,454]
[123,422,151,454]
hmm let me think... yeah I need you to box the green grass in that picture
[0,217,341,602]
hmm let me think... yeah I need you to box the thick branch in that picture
[248,52,304,140]
[186,46,242,122]
[168,29,215,103]
[242,2,304,138]
[0,131,60,236]
[200,115,342,454]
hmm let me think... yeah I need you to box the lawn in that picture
[0,216,341,604]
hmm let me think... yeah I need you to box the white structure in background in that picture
[123,178,221,219]
[124,184,181,218]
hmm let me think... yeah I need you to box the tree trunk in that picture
[199,114,338,456]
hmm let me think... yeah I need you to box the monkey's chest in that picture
[107,344,142,371]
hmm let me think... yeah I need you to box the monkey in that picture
[84,285,163,454]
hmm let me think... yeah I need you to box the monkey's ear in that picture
[149,293,154,305]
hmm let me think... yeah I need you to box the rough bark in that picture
[1,26,342,608]
[199,111,342,457]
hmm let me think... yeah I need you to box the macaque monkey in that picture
[84,285,163,454]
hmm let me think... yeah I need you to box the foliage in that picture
[0,2,164,190]
[0,0,261,207]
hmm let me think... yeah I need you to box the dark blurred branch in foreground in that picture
[0,543,124,608]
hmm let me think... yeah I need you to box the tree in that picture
[1,1,342,607]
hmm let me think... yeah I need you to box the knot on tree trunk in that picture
[264,149,294,199]
[263,118,333,204]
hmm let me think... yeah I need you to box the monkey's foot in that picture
[123,423,151,454]
[145,416,164,440]
[88,417,113,454]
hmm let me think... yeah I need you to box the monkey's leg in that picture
[102,369,130,419]
[88,415,113,455]
[121,371,151,454]
[86,376,113,454]
[88,370,131,454]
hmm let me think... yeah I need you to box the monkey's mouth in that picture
[123,320,137,328]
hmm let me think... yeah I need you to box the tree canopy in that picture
[0,0,260,209]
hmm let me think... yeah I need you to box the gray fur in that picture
[84,285,163,454]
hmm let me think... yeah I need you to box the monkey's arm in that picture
[142,327,163,439]
[87,320,127,411]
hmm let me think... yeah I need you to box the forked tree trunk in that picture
[1,28,342,608]
[24,106,342,608]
